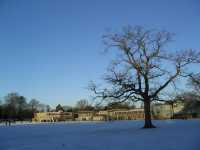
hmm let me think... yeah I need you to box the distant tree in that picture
[90,26,200,128]
[4,93,28,120]
[85,105,95,111]
[37,103,47,112]
[76,99,94,111]
[188,73,200,94]
[106,102,130,109]
[0,93,49,121]
[5,93,21,119]
[29,99,40,113]
[56,104,64,112]
[46,105,51,112]
[0,100,2,119]
[62,105,73,112]
[76,99,89,110]
[17,96,27,120]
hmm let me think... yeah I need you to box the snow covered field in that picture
[0,120,200,150]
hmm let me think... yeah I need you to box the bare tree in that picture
[89,26,200,128]
[76,99,94,110]
[29,99,40,113]
[188,73,200,94]
[76,99,88,110]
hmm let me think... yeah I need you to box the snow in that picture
[0,120,200,150]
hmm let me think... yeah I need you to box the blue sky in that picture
[0,0,199,106]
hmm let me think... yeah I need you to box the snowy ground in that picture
[0,120,200,150]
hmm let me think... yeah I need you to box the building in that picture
[75,111,94,121]
[33,109,145,122]
[106,109,144,120]
[75,111,106,121]
[32,102,187,122]
[32,111,74,122]
[76,109,144,121]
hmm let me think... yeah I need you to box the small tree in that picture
[90,26,200,128]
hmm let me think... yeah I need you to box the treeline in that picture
[0,94,137,122]
[1,91,200,122]
[56,99,136,112]
[0,93,50,121]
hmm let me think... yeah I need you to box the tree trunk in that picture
[171,104,174,119]
[143,99,156,128]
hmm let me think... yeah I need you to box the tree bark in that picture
[143,99,156,128]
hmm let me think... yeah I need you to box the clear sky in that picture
[0,0,199,107]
